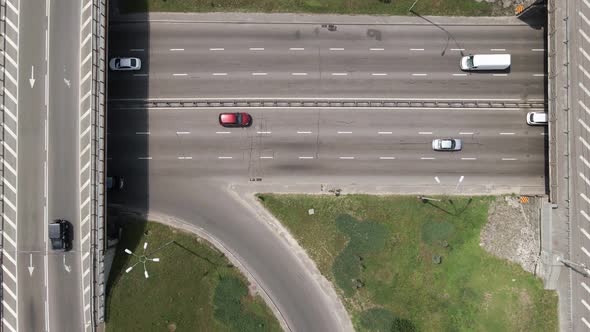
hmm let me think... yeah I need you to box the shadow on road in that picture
[104,0,150,322]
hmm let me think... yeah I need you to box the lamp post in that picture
[124,241,168,279]
[408,0,419,12]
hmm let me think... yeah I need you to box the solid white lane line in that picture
[212,73,228,76]
[459,132,474,135]
[421,157,435,160]
[410,48,424,51]
[216,131,231,134]
[582,227,590,240]
[331,73,348,76]
[581,192,590,205]
[170,48,184,51]
[501,158,517,161]
[257,131,272,134]
[490,48,506,51]
[252,72,268,76]
[451,48,465,51]
[369,48,385,51]
[418,131,432,135]
[372,73,388,76]
[337,131,352,134]
[289,47,305,51]
[378,131,392,134]
[298,156,314,159]
[379,156,396,160]
[130,48,144,51]
[138,157,152,160]
[339,156,355,160]
[580,64,590,81]
[533,74,545,77]
[581,155,590,170]
[329,48,344,51]
[583,317,590,329]
[493,74,508,77]
[532,48,545,52]
[249,47,265,51]
[499,132,515,135]
[453,73,468,76]
[582,210,590,222]
[581,82,590,98]
[291,72,308,76]
[178,156,193,160]
[297,131,312,134]
[133,73,148,77]
[218,156,233,159]
[176,131,190,135]
[412,73,428,76]
[581,172,590,187]
[583,247,590,259]
[583,299,590,311]
[582,282,590,294]
[173,73,187,76]
[260,156,274,159]
[135,131,150,135]
[461,157,477,160]
[209,48,225,51]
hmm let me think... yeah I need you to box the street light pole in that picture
[408,0,419,12]
[124,241,164,279]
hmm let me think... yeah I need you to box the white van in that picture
[460,54,511,71]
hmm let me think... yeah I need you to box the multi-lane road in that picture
[7,0,89,331]
[107,16,546,332]
[108,20,545,100]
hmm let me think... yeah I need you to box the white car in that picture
[109,57,141,71]
[432,138,462,151]
[526,112,548,125]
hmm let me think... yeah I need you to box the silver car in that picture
[109,57,141,71]
[432,138,462,151]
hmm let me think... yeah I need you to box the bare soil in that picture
[480,196,542,274]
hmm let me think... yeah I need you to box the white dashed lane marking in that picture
[209,48,225,51]
[289,47,305,51]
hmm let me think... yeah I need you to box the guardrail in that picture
[547,0,558,203]
[91,0,107,327]
[108,98,547,110]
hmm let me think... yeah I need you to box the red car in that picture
[219,112,252,128]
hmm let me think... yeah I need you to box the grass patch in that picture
[105,220,281,332]
[120,0,507,16]
[258,194,558,332]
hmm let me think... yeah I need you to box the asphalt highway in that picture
[107,17,546,332]
[16,0,85,331]
[108,108,545,184]
[108,22,545,100]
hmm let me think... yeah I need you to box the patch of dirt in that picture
[480,196,541,274]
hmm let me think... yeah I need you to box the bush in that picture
[360,308,416,332]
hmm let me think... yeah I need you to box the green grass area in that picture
[120,0,508,16]
[105,220,281,332]
[257,194,558,332]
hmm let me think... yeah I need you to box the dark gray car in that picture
[49,219,72,251]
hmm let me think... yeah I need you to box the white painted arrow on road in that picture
[63,255,71,273]
[28,253,35,276]
[29,65,35,88]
